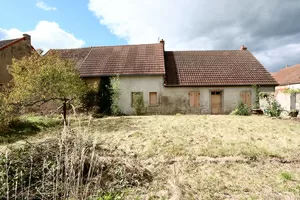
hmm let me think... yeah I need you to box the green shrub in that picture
[268,100,282,117]
[0,91,18,130]
[81,89,98,113]
[110,76,122,115]
[230,101,251,116]
[252,85,261,109]
[98,77,112,114]
[132,93,145,115]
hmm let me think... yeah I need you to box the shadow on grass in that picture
[0,117,61,144]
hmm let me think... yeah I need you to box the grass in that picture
[0,115,60,143]
[2,115,300,199]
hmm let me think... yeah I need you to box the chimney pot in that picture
[240,45,247,50]
[23,34,31,45]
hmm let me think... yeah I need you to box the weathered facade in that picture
[0,34,33,85]
[272,64,300,111]
[84,75,275,115]
[52,40,277,115]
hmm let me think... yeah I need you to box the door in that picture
[211,91,222,114]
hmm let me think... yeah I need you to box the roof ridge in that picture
[50,42,162,51]
[0,38,19,42]
[166,49,247,52]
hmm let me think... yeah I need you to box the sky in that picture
[0,0,300,72]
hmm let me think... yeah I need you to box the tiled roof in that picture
[0,38,18,49]
[165,50,277,86]
[79,43,165,76]
[48,47,92,68]
[50,43,165,76]
[272,64,300,85]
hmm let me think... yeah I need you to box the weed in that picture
[230,101,251,116]
[281,172,293,181]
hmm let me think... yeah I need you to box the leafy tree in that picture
[8,53,87,123]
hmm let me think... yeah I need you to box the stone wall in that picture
[0,37,32,85]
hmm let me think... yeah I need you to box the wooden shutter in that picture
[240,91,251,106]
[189,92,195,107]
[149,92,157,105]
[189,92,200,107]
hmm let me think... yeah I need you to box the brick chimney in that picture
[240,45,247,50]
[23,34,31,45]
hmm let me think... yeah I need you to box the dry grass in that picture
[84,115,300,199]
[3,115,300,199]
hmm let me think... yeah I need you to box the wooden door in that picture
[211,92,222,114]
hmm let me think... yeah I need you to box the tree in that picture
[8,53,87,123]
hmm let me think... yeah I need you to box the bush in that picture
[132,93,145,115]
[110,76,122,115]
[268,100,282,117]
[0,91,18,130]
[289,109,299,118]
[230,101,251,116]
[98,77,112,114]
[0,127,152,199]
[81,89,98,113]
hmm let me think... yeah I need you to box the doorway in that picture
[211,91,222,114]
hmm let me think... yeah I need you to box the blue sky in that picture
[0,0,126,47]
[0,0,300,72]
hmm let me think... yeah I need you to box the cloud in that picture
[0,21,85,51]
[36,1,57,11]
[88,0,300,72]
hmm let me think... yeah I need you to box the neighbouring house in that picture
[272,64,300,111]
[49,40,277,114]
[0,34,34,86]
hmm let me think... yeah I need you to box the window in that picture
[189,91,200,107]
[240,91,251,106]
[131,92,143,107]
[149,92,158,106]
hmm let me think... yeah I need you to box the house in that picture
[272,64,300,111]
[49,40,277,114]
[0,34,34,86]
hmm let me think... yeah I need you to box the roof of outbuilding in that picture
[272,64,300,85]
[0,39,18,49]
[49,43,165,76]
[164,50,277,86]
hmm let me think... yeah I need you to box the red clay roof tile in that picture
[165,50,277,86]
[50,43,165,76]
[272,64,300,85]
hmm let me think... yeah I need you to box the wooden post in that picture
[63,99,67,125]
